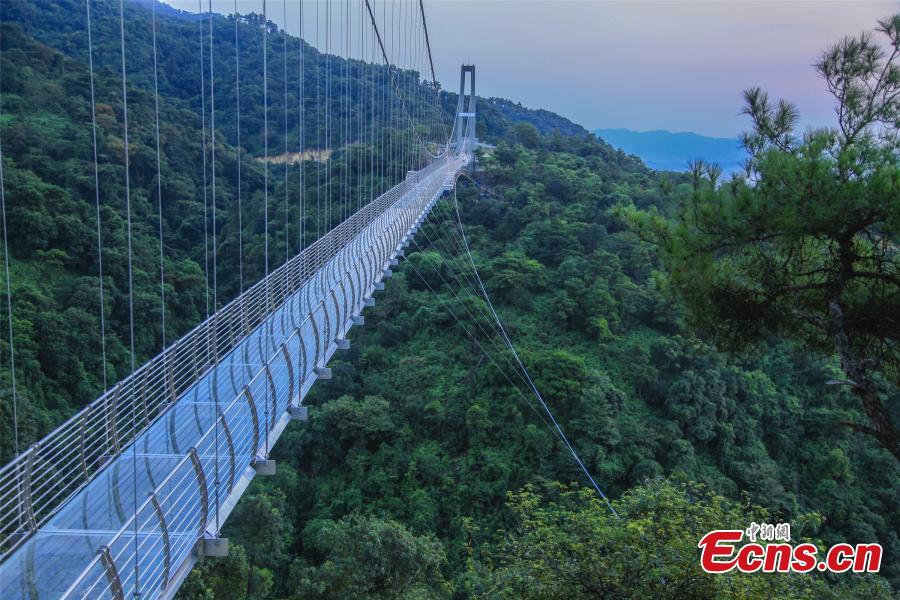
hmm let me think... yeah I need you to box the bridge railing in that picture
[58,154,458,600]
[0,156,451,559]
[63,287,331,598]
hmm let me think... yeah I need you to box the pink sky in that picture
[166,0,900,137]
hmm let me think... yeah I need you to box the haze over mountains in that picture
[595,128,746,176]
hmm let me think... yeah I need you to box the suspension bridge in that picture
[0,1,612,598]
[0,0,475,596]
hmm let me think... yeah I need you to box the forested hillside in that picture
[182,124,896,597]
[0,0,587,455]
[0,1,896,598]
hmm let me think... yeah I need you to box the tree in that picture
[485,480,892,599]
[629,14,900,459]
[289,515,450,599]
[512,122,541,149]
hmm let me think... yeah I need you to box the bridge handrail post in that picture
[188,447,209,538]
[148,491,172,590]
[98,544,125,600]
[264,364,277,431]
[242,385,260,456]
[295,327,308,383]
[281,344,295,404]
[330,289,342,341]
[218,406,237,494]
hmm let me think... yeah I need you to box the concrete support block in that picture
[315,366,332,380]
[202,537,229,558]
[289,405,308,421]
[374,282,385,291]
[352,315,365,326]
[382,269,393,278]
[396,249,405,257]
[336,337,350,350]
[364,297,376,307]
[252,459,276,476]
[389,258,399,266]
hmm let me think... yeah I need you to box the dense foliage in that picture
[627,15,900,460]
[488,481,889,599]
[184,127,897,597]
[0,2,895,598]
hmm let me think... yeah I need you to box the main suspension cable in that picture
[400,244,561,442]
[451,182,619,518]
[363,0,448,159]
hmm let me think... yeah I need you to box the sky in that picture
[164,0,900,138]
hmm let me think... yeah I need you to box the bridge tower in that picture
[455,64,476,154]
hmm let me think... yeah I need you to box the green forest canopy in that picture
[0,2,895,598]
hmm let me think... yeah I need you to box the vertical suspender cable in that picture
[283,0,289,266]
[406,0,410,169]
[263,0,270,456]
[208,0,221,534]
[344,0,348,220]
[403,0,408,174]
[209,3,217,321]
[415,4,420,166]
[392,0,397,183]
[381,0,385,195]
[315,0,320,244]
[418,6,424,152]
[151,1,166,351]
[345,0,350,224]
[356,1,361,213]
[325,1,330,234]
[351,0,355,218]
[234,2,244,296]
[198,0,210,325]
[0,7,18,460]
[85,0,108,398]
[298,0,304,256]
[400,0,405,173]
[196,0,211,463]
[340,0,345,227]
[349,1,354,217]
[409,2,414,166]
[414,11,417,164]
[400,0,405,172]
[369,10,375,211]
[389,0,395,185]
[115,0,142,590]
[400,0,406,177]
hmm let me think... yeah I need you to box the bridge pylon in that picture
[455,64,476,156]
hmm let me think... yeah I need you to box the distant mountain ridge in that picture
[594,128,746,175]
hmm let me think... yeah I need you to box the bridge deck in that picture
[0,155,466,599]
